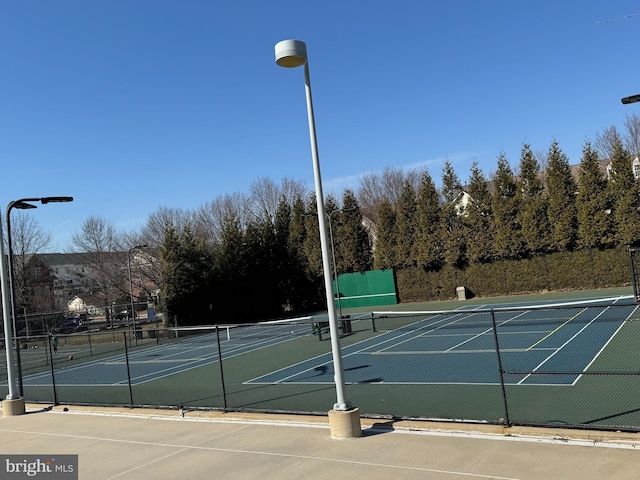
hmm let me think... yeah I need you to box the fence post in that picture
[490,309,511,427]
[47,334,58,406]
[123,331,133,406]
[215,326,227,412]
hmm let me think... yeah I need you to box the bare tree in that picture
[280,177,310,205]
[357,166,421,222]
[10,212,52,313]
[194,193,249,245]
[139,206,195,248]
[248,177,280,221]
[595,125,624,160]
[71,215,127,321]
[247,176,309,222]
[624,113,640,158]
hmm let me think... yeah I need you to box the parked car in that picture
[114,311,136,321]
[58,315,87,334]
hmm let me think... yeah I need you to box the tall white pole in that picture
[302,61,350,411]
[0,212,19,400]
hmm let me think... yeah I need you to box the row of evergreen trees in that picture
[375,139,640,271]
[159,191,373,324]
[158,138,640,324]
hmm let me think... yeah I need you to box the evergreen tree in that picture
[614,183,640,245]
[441,160,462,203]
[302,194,322,278]
[395,181,418,267]
[416,170,443,270]
[576,142,613,249]
[374,197,397,269]
[273,198,296,310]
[546,140,577,251]
[288,196,307,254]
[440,160,466,268]
[607,140,640,245]
[492,153,524,259]
[516,143,550,256]
[337,190,373,273]
[287,195,320,311]
[323,195,343,277]
[161,225,216,325]
[465,161,494,263]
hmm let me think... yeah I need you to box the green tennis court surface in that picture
[3,293,640,431]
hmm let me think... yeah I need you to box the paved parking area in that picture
[0,405,639,479]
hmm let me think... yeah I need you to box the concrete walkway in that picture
[0,405,639,479]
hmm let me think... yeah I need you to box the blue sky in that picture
[1,1,639,251]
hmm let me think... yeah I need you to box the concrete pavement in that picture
[0,404,639,479]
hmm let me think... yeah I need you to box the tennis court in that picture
[248,296,637,387]
[18,320,315,388]
[19,295,633,390]
[4,292,640,431]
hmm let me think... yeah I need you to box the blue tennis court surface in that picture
[248,296,638,387]
[20,322,312,387]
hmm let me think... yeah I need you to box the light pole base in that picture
[2,397,25,417]
[328,407,361,439]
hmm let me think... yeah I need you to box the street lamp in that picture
[323,207,357,319]
[0,208,22,415]
[128,244,148,344]
[275,40,359,436]
[6,196,73,396]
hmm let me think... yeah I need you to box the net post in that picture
[629,245,640,302]
[490,309,511,427]
[47,333,58,406]
[123,331,134,407]
[371,312,376,332]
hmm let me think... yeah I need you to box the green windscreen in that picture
[334,269,398,308]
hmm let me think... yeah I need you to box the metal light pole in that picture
[327,207,356,319]
[0,208,20,404]
[128,244,147,344]
[326,209,342,319]
[6,196,73,396]
[275,40,351,412]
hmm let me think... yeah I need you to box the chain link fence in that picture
[2,302,639,432]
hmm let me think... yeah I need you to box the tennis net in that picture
[370,299,640,333]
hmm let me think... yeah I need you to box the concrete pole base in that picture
[328,407,361,439]
[2,397,25,417]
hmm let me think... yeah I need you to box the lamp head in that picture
[622,94,640,105]
[275,40,307,68]
[14,202,37,210]
[40,196,73,204]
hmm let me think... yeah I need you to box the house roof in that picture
[36,253,94,267]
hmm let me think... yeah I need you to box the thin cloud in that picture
[323,151,486,195]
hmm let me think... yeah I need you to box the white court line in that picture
[517,307,611,385]
[572,304,640,385]
[444,310,529,353]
